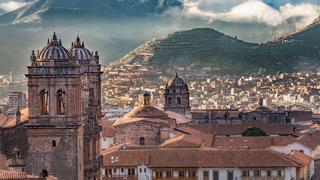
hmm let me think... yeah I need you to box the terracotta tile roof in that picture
[113,117,173,127]
[0,114,6,126]
[213,136,271,149]
[165,111,191,124]
[271,136,296,146]
[125,105,168,118]
[180,124,297,136]
[103,149,150,167]
[113,106,175,126]
[149,149,199,168]
[1,108,29,128]
[212,136,296,149]
[102,148,300,168]
[296,133,320,150]
[199,149,298,168]
[0,170,40,179]
[289,150,312,166]
[0,155,9,171]
[160,135,202,148]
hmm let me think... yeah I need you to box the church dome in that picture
[38,32,70,62]
[69,36,92,61]
[167,73,187,88]
[125,105,169,118]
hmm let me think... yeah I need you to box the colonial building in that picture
[113,92,176,146]
[164,73,190,115]
[191,98,314,125]
[101,90,320,180]
[21,32,102,180]
[101,123,320,180]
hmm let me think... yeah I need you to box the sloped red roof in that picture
[0,170,40,180]
[102,148,300,168]
[1,108,29,128]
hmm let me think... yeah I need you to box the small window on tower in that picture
[40,90,49,115]
[139,137,145,146]
[57,90,66,115]
[52,140,56,147]
[177,97,181,104]
[168,97,172,104]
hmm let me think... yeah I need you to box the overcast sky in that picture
[181,0,320,29]
[0,0,320,29]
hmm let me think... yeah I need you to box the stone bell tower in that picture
[69,35,102,180]
[25,33,82,180]
[164,72,190,115]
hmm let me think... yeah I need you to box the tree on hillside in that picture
[242,126,267,136]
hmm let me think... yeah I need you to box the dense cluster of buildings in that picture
[1,33,320,180]
[102,63,320,113]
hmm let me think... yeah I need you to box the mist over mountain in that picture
[0,0,182,24]
[0,0,319,74]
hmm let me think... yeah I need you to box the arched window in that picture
[41,169,48,178]
[168,97,172,104]
[139,137,145,146]
[177,97,181,105]
[57,90,66,115]
[40,90,49,115]
[52,140,56,147]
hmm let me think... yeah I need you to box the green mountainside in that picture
[116,27,320,74]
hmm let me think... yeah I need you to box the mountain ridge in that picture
[0,0,183,25]
[114,27,320,74]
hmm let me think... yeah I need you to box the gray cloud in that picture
[181,0,320,29]
[0,0,27,12]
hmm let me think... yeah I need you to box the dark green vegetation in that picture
[242,127,267,136]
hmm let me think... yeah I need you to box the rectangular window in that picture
[267,170,271,176]
[179,171,185,177]
[191,171,196,177]
[121,168,124,173]
[108,169,112,176]
[254,171,260,177]
[113,168,117,173]
[242,171,249,177]
[278,170,282,176]
[144,168,146,173]
[213,171,219,180]
[227,170,233,180]
[166,171,172,177]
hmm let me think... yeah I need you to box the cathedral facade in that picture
[25,33,102,180]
